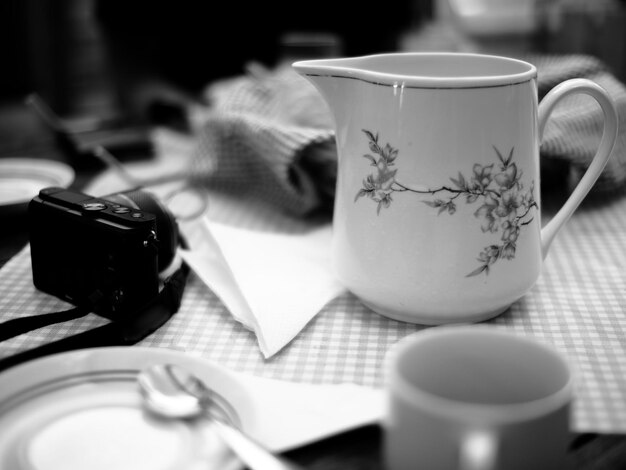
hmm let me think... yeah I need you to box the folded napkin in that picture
[188,54,626,216]
[179,215,345,358]
[233,371,385,452]
[166,361,385,469]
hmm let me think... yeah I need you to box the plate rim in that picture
[0,346,258,437]
[0,157,75,206]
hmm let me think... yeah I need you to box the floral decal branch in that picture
[355,129,538,276]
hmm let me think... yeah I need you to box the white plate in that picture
[0,158,75,207]
[0,347,256,470]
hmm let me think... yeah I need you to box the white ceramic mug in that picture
[293,52,619,324]
[384,326,574,470]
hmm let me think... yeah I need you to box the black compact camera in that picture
[28,187,178,320]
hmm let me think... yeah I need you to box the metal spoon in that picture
[137,363,304,470]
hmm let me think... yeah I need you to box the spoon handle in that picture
[214,420,305,470]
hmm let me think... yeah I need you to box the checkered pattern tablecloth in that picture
[1,185,625,434]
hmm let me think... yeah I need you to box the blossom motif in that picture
[354,130,399,214]
[478,245,500,267]
[494,189,522,219]
[501,220,521,243]
[494,163,518,189]
[474,195,499,233]
[355,130,538,276]
[471,164,493,192]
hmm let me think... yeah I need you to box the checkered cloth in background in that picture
[189,55,626,216]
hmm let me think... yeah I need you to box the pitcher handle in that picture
[539,78,619,258]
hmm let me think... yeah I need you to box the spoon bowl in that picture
[138,363,236,422]
[138,363,303,470]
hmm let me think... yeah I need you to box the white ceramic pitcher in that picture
[293,52,618,325]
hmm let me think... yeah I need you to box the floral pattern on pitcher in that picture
[355,129,538,277]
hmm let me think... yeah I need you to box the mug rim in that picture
[293,52,538,89]
[386,326,575,424]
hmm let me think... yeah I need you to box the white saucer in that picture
[0,347,255,470]
[0,158,74,210]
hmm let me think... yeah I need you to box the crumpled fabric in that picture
[188,55,626,216]
[530,54,626,196]
[188,64,336,216]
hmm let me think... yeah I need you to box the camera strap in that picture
[0,305,90,342]
[0,257,190,374]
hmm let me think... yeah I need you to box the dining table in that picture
[1,74,626,469]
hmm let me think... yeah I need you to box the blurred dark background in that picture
[0,0,423,122]
[0,0,428,159]
[0,0,625,156]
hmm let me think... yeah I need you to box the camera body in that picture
[29,187,161,320]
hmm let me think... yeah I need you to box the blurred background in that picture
[0,0,624,158]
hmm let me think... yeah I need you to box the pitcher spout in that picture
[292,57,358,117]
[292,57,362,77]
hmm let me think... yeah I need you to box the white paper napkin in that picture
[179,216,346,358]
[235,372,385,452]
[192,366,385,469]
[200,374,385,470]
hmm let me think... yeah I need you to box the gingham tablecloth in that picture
[1,182,625,434]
